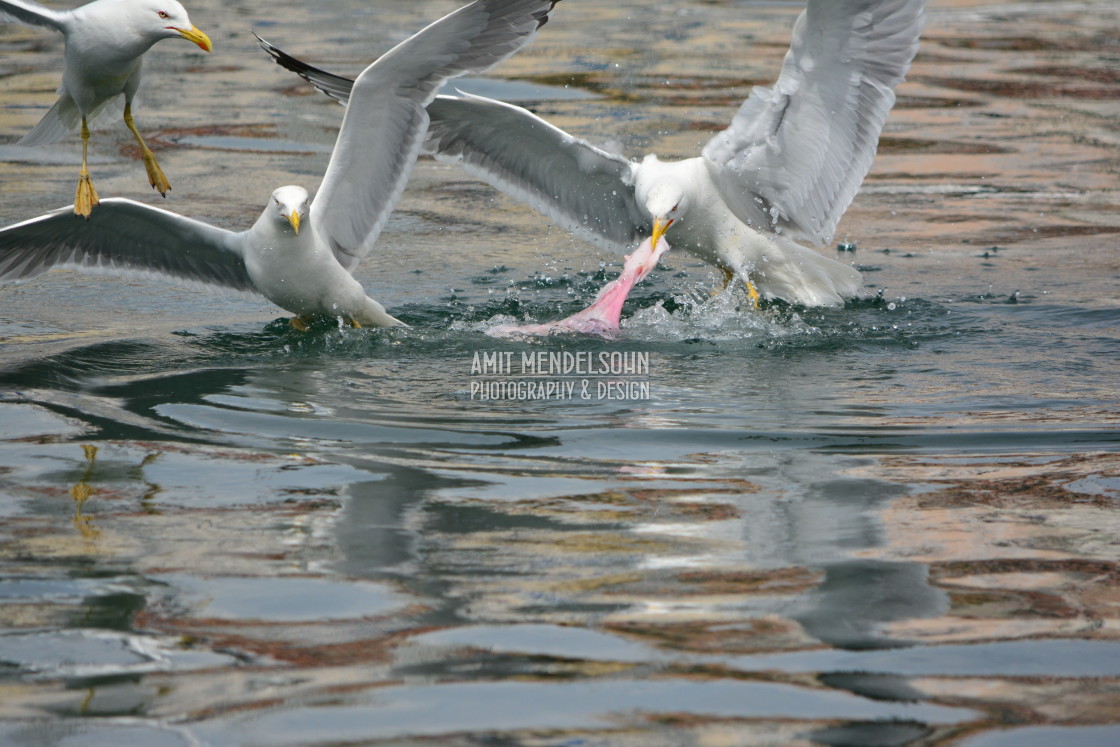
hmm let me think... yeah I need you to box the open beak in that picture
[651,217,674,251]
[287,210,301,236]
[175,25,213,52]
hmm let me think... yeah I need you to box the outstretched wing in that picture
[702,0,925,244]
[0,0,65,30]
[258,40,645,252]
[0,198,253,293]
[425,93,644,251]
[263,0,559,273]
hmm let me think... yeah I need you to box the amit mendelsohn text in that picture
[471,351,650,376]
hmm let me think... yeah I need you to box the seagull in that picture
[260,0,926,309]
[0,0,213,217]
[0,0,561,328]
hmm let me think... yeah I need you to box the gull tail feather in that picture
[18,94,79,146]
[18,93,121,147]
[754,237,864,307]
[354,298,408,328]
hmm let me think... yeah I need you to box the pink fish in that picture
[489,237,670,339]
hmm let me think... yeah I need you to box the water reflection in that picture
[1,284,1118,740]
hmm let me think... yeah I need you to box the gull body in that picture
[53,0,205,115]
[243,186,399,327]
[633,155,863,307]
[264,0,925,308]
[0,0,560,327]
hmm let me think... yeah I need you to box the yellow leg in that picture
[744,278,761,310]
[124,103,170,197]
[718,267,761,310]
[350,318,363,329]
[73,118,99,219]
[289,316,310,332]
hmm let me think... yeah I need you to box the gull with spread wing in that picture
[0,0,213,217]
[261,0,925,309]
[0,0,560,329]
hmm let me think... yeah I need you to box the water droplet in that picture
[887,302,897,310]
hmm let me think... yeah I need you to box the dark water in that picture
[2,0,1119,745]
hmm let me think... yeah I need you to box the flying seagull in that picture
[0,0,561,328]
[260,0,926,308]
[0,0,213,217]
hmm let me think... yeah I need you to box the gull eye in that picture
[157,10,170,19]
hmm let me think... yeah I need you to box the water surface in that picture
[1,0,1118,744]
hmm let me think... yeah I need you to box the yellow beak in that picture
[288,210,301,236]
[176,25,213,53]
[651,217,674,251]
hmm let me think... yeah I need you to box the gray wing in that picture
[0,0,65,29]
[0,198,254,293]
[257,40,646,252]
[425,93,644,251]
[285,0,559,273]
[702,0,925,244]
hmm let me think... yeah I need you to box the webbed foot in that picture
[289,316,310,332]
[142,149,171,196]
[74,173,99,219]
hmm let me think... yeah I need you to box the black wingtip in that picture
[537,0,561,31]
[251,30,356,105]
[252,30,273,54]
[252,30,326,80]
[252,31,292,66]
